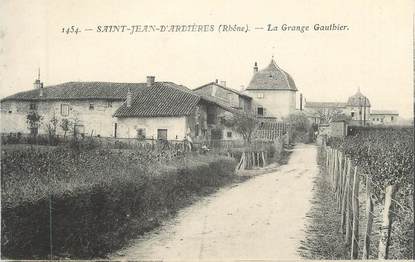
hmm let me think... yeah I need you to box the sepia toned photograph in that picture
[0,0,413,260]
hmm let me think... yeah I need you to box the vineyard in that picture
[324,126,414,259]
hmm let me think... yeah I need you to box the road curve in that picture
[112,144,319,260]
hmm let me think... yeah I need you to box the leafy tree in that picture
[220,112,258,144]
[45,114,59,144]
[26,111,42,136]
[60,118,71,139]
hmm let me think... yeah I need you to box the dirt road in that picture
[112,144,318,260]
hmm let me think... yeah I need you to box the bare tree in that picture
[315,107,346,124]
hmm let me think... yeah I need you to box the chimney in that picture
[126,88,132,107]
[253,62,258,74]
[220,80,226,87]
[146,76,155,87]
[39,83,44,97]
[300,93,303,111]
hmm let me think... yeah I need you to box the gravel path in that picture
[112,144,318,260]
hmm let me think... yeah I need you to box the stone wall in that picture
[0,100,123,137]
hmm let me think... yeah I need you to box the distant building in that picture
[245,59,298,119]
[345,89,371,126]
[369,110,399,125]
[304,88,372,126]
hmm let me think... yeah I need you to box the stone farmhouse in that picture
[0,76,240,141]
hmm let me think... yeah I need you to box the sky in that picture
[0,0,413,117]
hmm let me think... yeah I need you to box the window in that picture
[60,104,69,116]
[136,128,146,139]
[391,116,394,121]
[157,129,168,140]
[351,112,355,117]
[29,103,37,110]
[257,107,264,116]
[107,101,113,108]
[227,131,232,138]
[89,103,94,110]
[257,93,264,99]
[8,110,12,114]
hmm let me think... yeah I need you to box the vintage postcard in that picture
[0,0,413,260]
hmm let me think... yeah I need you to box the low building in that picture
[369,110,399,125]
[329,120,348,138]
[113,80,239,141]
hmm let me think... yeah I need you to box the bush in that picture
[1,147,236,259]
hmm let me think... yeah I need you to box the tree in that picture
[220,112,258,144]
[26,111,42,136]
[315,107,346,124]
[45,114,59,144]
[60,118,71,139]
[286,112,312,143]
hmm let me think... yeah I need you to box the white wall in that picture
[247,90,296,118]
[116,116,187,140]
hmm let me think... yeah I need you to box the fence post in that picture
[363,175,374,259]
[333,150,339,191]
[378,185,397,260]
[351,166,359,259]
[345,161,353,246]
[49,194,53,259]
[340,158,351,234]
[337,151,343,209]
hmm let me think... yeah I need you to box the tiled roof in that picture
[346,90,371,107]
[114,82,201,117]
[370,110,399,115]
[194,82,252,99]
[305,101,347,108]
[1,82,146,101]
[246,59,297,91]
[197,94,241,114]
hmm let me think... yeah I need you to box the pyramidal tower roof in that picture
[246,59,297,91]
[346,88,371,107]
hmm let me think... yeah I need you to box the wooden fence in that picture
[324,146,412,259]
